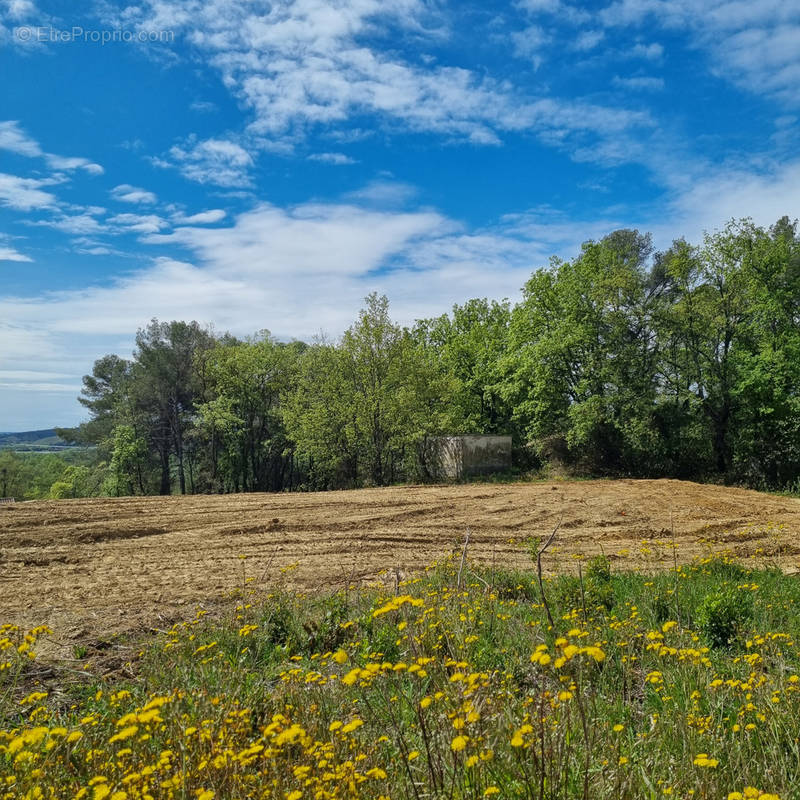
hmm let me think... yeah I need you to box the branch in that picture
[537,517,561,630]
[457,528,471,590]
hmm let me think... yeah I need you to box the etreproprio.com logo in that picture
[15,26,175,44]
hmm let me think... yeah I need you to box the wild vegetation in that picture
[9,216,790,499]
[3,547,799,799]
[0,450,102,501]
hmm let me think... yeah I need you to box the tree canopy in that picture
[50,216,800,498]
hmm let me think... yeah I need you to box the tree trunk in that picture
[159,450,171,495]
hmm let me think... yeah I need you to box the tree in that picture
[284,340,360,488]
[106,424,150,496]
[503,230,669,474]
[415,298,512,435]
[658,222,755,477]
[60,354,132,447]
[132,320,215,494]
[285,294,459,488]
[195,334,302,492]
[729,218,800,486]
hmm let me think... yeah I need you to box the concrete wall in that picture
[429,435,512,479]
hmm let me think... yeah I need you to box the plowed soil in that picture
[2,479,800,653]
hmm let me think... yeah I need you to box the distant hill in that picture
[0,429,77,450]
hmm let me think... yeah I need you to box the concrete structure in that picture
[428,435,512,479]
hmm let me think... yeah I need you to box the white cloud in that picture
[0,380,81,393]
[515,0,590,23]
[516,0,561,12]
[0,0,40,52]
[107,213,169,234]
[33,213,106,235]
[0,120,103,174]
[167,136,254,186]
[0,246,32,262]
[308,152,357,164]
[572,30,605,51]
[512,24,548,64]
[144,202,448,280]
[658,158,800,245]
[0,119,42,156]
[190,100,218,113]
[0,369,74,381]
[0,172,58,210]
[3,0,37,21]
[171,208,227,224]
[600,1,800,104]
[45,155,104,175]
[111,184,158,204]
[629,42,664,60]
[103,0,653,169]
[344,180,417,207]
[75,245,113,256]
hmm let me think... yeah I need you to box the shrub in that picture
[585,555,614,610]
[585,554,611,583]
[695,586,753,648]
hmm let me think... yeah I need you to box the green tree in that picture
[132,320,215,494]
[504,230,668,473]
[284,341,360,488]
[730,218,800,486]
[658,222,756,477]
[195,334,302,492]
[286,294,459,488]
[415,298,512,435]
[106,424,150,496]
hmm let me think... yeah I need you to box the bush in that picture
[695,586,753,648]
[585,554,611,583]
[553,555,615,613]
[585,555,614,610]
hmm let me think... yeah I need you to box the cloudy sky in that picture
[1,0,799,430]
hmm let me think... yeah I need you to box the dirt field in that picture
[2,479,800,654]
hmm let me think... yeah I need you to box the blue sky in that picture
[1,0,799,430]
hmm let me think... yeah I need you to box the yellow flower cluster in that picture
[1,554,798,799]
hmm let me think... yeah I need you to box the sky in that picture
[1,0,799,431]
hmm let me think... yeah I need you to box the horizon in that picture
[1,0,799,430]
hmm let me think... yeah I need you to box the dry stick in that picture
[456,528,471,590]
[537,517,562,630]
[254,549,277,588]
[468,569,490,591]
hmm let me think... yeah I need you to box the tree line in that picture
[44,217,800,497]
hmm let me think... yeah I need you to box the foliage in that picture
[193,334,303,493]
[0,450,106,500]
[3,556,799,799]
[284,293,461,488]
[55,215,800,497]
[696,586,754,648]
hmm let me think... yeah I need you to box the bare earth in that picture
[2,479,800,652]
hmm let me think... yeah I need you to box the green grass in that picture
[2,553,799,799]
